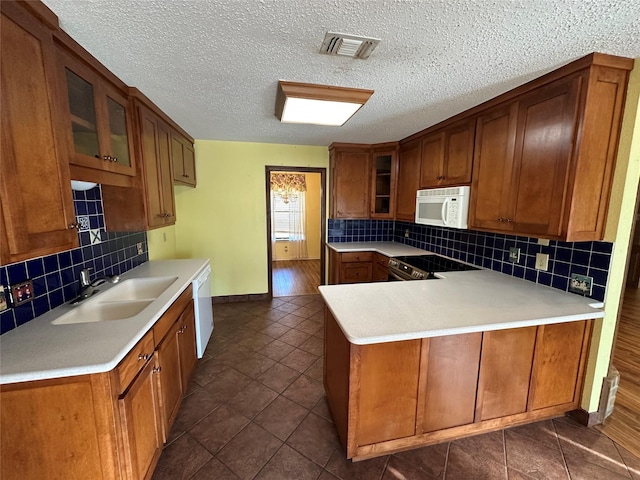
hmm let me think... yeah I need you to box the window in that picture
[271,191,305,241]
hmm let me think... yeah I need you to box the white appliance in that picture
[193,264,213,358]
[415,186,471,229]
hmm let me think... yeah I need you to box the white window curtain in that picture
[270,173,308,260]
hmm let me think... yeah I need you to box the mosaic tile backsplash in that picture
[327,219,612,302]
[0,186,148,335]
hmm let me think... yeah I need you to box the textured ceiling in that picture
[42,0,640,147]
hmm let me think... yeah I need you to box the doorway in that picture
[265,166,326,297]
[596,181,640,456]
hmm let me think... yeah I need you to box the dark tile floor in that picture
[152,295,640,480]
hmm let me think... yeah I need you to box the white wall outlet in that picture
[136,243,143,255]
[538,238,550,246]
[404,229,410,238]
[569,274,593,296]
[535,253,549,271]
[509,247,521,263]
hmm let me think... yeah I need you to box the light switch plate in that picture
[538,238,550,246]
[569,274,593,296]
[509,247,521,263]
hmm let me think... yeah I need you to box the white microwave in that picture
[415,186,470,229]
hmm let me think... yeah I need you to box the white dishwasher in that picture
[193,264,213,358]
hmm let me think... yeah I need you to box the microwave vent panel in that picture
[417,186,470,197]
[320,32,380,59]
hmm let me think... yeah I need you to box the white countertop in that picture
[0,259,209,385]
[327,241,429,257]
[319,269,604,345]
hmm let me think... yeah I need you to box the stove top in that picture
[388,254,479,280]
[395,255,480,273]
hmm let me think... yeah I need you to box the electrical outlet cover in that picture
[509,247,521,263]
[569,274,593,296]
[535,253,549,271]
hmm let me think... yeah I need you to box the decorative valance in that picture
[270,173,306,203]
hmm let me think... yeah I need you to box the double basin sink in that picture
[52,277,178,325]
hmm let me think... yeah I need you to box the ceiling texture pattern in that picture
[42,0,640,146]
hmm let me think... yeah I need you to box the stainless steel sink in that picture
[51,276,178,325]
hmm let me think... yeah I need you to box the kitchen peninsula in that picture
[319,268,603,461]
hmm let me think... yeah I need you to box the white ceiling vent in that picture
[320,32,380,59]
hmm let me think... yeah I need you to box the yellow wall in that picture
[147,225,177,260]
[173,141,328,296]
[583,60,640,411]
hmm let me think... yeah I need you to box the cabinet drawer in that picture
[153,285,193,346]
[341,252,373,263]
[340,263,373,283]
[114,330,155,394]
[374,253,389,267]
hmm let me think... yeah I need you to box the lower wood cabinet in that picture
[328,250,374,284]
[119,357,163,480]
[0,286,198,480]
[373,253,389,282]
[324,307,593,461]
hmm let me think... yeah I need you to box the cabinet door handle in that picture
[498,217,504,222]
[138,353,150,361]
[506,218,513,223]
[152,366,162,374]
[67,222,80,230]
[102,155,111,162]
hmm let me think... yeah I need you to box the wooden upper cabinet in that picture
[420,118,475,188]
[172,133,196,187]
[396,139,422,222]
[370,144,398,219]
[469,103,519,232]
[469,58,631,241]
[0,2,78,265]
[55,46,136,181]
[330,144,371,219]
[510,77,581,237]
[138,103,176,228]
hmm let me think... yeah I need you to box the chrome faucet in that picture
[70,269,120,304]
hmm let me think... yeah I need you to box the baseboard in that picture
[212,293,270,304]
[567,408,601,427]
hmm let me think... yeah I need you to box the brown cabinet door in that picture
[156,320,183,441]
[331,149,370,219]
[511,77,581,237]
[178,303,198,392]
[420,132,445,188]
[442,118,475,185]
[420,333,482,432]
[340,263,373,283]
[396,139,422,221]
[355,340,421,446]
[138,104,175,228]
[157,121,175,223]
[57,49,136,177]
[0,3,78,265]
[172,134,196,187]
[528,321,588,410]
[468,103,519,232]
[119,358,163,480]
[475,327,537,421]
[370,150,397,218]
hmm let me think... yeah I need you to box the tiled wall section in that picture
[327,219,394,243]
[0,186,148,335]
[394,221,612,302]
[327,219,612,302]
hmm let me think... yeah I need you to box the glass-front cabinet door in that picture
[371,149,398,218]
[58,49,135,176]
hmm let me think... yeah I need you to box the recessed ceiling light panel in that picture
[275,81,374,126]
[320,32,380,59]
